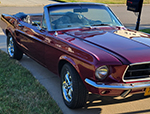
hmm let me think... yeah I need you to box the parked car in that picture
[1,2,150,109]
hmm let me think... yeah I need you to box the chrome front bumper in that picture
[85,78,150,90]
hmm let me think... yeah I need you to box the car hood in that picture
[64,27,150,64]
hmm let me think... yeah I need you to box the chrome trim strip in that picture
[120,89,131,97]
[122,61,150,82]
[44,6,51,31]
[85,78,150,90]
[122,65,129,82]
[123,78,150,82]
[130,61,150,66]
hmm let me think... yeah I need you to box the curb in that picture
[0,3,49,7]
[0,0,57,7]
[0,1,149,7]
[0,4,46,7]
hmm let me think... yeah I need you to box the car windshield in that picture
[48,4,123,30]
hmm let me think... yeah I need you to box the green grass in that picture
[140,29,150,34]
[57,0,150,4]
[0,50,62,114]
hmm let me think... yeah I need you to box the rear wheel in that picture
[60,63,88,109]
[7,32,23,60]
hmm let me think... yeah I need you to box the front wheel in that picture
[60,63,88,109]
[7,32,23,60]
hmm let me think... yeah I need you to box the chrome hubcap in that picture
[8,37,14,57]
[62,71,73,102]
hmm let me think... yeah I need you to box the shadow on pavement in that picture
[84,93,150,108]
[118,109,150,114]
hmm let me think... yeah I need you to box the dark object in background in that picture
[126,0,143,31]
[127,0,143,12]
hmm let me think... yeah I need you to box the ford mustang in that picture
[1,2,150,109]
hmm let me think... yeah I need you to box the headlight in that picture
[95,65,109,80]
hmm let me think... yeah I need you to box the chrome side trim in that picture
[123,77,150,82]
[122,65,129,82]
[130,61,150,66]
[44,6,51,31]
[120,89,131,97]
[122,61,150,82]
[85,78,150,90]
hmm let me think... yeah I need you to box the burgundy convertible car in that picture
[1,2,150,109]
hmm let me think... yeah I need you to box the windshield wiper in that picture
[91,23,110,26]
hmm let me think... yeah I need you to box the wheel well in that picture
[5,29,10,36]
[58,60,68,76]
[58,60,77,77]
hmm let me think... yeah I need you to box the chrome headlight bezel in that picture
[95,65,109,80]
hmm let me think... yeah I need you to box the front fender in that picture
[58,54,96,82]
[58,55,80,75]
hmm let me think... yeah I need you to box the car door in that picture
[15,21,47,66]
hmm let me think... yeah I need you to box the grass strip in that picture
[0,50,62,114]
[140,29,150,34]
[55,0,150,4]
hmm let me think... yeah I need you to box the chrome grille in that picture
[124,63,150,81]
